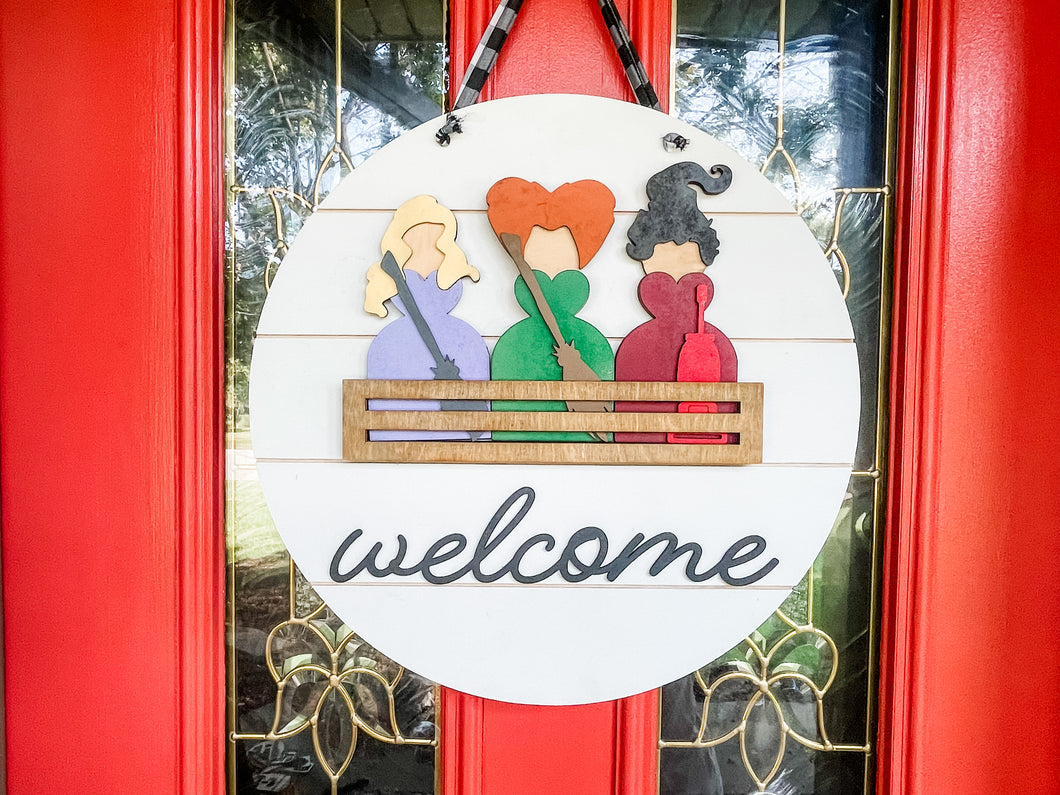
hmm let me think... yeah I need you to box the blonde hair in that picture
[364,195,479,318]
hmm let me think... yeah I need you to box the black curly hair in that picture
[626,161,732,266]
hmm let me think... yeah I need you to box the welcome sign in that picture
[250,94,860,705]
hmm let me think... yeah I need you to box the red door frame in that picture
[878,0,1060,790]
[2,0,1059,793]
[0,0,225,791]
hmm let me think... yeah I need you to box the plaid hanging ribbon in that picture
[451,0,660,112]
[452,0,525,111]
[596,0,661,110]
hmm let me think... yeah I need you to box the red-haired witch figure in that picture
[615,161,738,444]
[487,177,617,442]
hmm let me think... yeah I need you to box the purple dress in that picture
[367,271,490,440]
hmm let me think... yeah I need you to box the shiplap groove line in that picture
[309,582,796,590]
[255,333,856,343]
[254,457,855,467]
[312,207,801,217]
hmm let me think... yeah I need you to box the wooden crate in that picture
[342,380,764,465]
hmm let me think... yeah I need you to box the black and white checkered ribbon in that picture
[596,0,661,110]
[452,0,525,111]
[450,0,660,112]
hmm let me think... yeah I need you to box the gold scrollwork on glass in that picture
[231,562,437,794]
[226,0,444,791]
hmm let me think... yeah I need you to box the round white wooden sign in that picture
[250,94,860,705]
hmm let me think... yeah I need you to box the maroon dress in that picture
[614,272,737,443]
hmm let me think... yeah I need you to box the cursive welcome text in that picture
[329,487,779,586]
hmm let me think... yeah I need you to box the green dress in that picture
[490,269,614,442]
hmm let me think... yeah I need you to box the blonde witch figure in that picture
[363,195,490,440]
[364,195,479,316]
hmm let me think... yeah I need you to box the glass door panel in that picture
[225,1,447,792]
[661,1,897,792]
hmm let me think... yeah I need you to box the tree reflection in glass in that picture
[226,1,446,793]
[664,0,894,792]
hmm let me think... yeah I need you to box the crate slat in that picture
[342,380,764,465]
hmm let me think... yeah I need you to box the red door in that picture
[2,1,1060,793]
[443,3,666,791]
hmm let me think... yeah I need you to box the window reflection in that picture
[226,1,446,793]
[664,0,894,792]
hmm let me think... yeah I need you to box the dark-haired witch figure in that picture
[615,161,739,446]
[621,160,736,795]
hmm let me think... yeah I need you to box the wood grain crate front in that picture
[342,380,764,465]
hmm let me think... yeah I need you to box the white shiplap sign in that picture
[249,94,860,705]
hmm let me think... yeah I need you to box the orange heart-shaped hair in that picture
[486,177,616,268]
